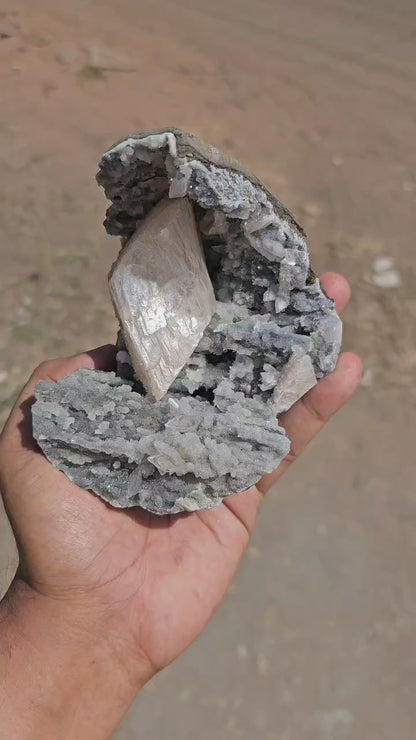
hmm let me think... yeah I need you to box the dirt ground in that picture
[1,0,415,737]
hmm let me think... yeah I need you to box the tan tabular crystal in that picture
[109,197,216,400]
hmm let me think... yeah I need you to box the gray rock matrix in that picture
[32,129,342,514]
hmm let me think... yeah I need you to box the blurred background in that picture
[1,0,415,737]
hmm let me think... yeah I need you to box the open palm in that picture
[0,273,361,679]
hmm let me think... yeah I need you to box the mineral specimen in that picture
[32,128,342,515]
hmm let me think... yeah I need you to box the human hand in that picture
[0,272,362,739]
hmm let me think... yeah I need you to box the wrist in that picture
[0,578,152,739]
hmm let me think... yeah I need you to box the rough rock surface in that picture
[32,128,342,515]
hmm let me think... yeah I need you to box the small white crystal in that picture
[260,363,280,391]
[272,349,317,413]
[116,350,133,366]
[169,164,192,198]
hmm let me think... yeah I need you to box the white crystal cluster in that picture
[33,369,289,513]
[32,129,342,514]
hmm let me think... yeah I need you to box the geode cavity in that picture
[32,128,342,514]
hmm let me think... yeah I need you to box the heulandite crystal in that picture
[109,197,216,401]
[32,128,342,514]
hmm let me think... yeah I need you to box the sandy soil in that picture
[1,1,415,738]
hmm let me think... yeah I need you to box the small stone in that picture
[331,155,344,167]
[109,198,216,400]
[372,272,401,288]
[372,257,394,273]
[371,257,401,289]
